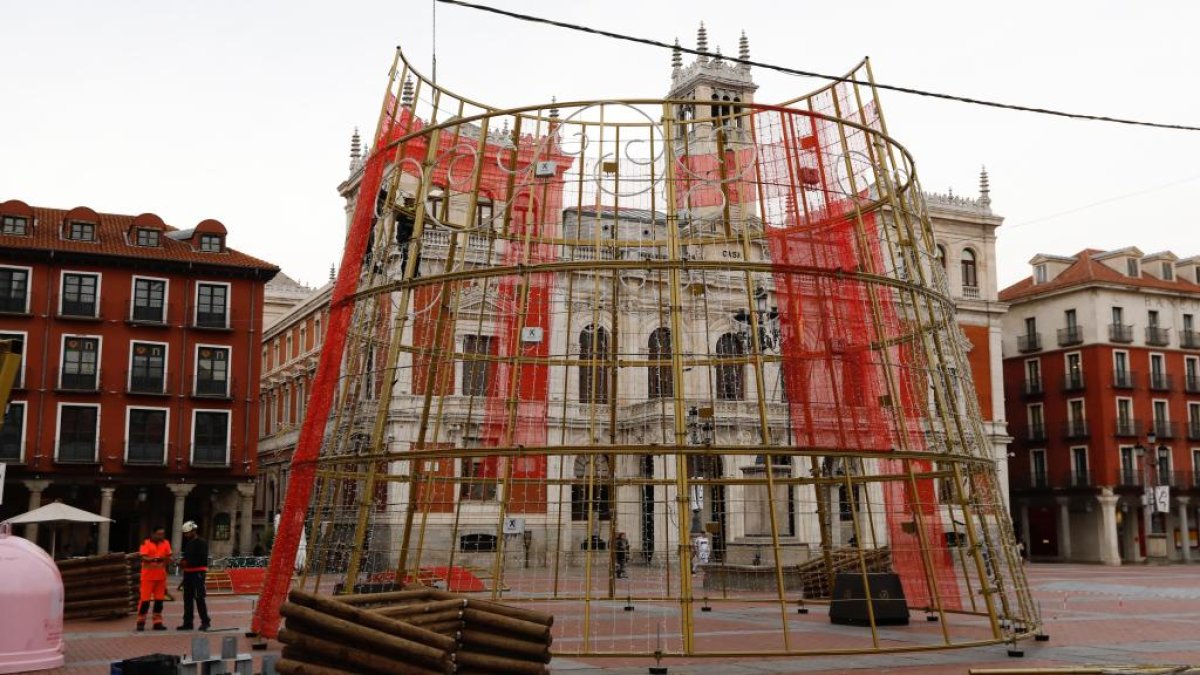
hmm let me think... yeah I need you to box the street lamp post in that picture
[1135,430,1167,562]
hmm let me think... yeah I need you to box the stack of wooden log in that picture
[794,546,893,600]
[57,553,140,621]
[276,587,553,675]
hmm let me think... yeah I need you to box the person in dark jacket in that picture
[176,521,210,631]
[614,532,630,579]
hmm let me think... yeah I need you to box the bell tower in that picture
[668,24,758,146]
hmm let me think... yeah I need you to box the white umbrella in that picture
[3,501,113,557]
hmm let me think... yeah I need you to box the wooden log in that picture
[425,591,552,627]
[404,609,463,627]
[286,590,457,652]
[461,608,550,641]
[417,621,461,636]
[55,553,128,570]
[64,597,136,611]
[459,628,551,662]
[63,586,133,602]
[373,599,466,618]
[336,589,433,606]
[279,603,452,671]
[279,627,446,675]
[276,657,361,675]
[60,563,130,579]
[454,648,547,675]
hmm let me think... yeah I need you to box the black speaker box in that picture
[828,572,909,626]
[119,654,181,675]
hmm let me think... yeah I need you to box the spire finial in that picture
[979,165,991,209]
[713,45,723,65]
[401,76,414,107]
[697,22,708,61]
[549,96,559,119]
[672,38,682,71]
[349,127,362,169]
[329,263,336,282]
[739,30,750,68]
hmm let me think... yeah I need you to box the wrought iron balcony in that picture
[125,441,170,466]
[1066,469,1093,488]
[1017,333,1042,353]
[126,299,167,325]
[190,444,231,468]
[126,371,173,396]
[1113,369,1136,389]
[1023,378,1043,396]
[56,438,101,464]
[1149,372,1173,391]
[1182,330,1200,350]
[1146,326,1171,347]
[1185,375,1200,394]
[1108,324,1134,343]
[1063,420,1090,439]
[54,367,101,392]
[58,298,100,320]
[1118,469,1142,487]
[1063,373,1086,392]
[1027,423,1047,443]
[193,377,234,399]
[1115,418,1142,437]
[1151,420,1178,440]
[1189,421,1200,441]
[1057,325,1084,347]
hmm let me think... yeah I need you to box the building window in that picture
[1117,398,1135,436]
[1162,262,1174,281]
[462,334,493,396]
[1158,446,1172,478]
[196,346,230,397]
[572,455,612,522]
[648,327,673,399]
[1112,306,1124,324]
[57,404,99,462]
[1188,402,1200,440]
[1030,449,1047,488]
[212,513,232,540]
[1120,446,1136,484]
[1,215,28,235]
[0,401,25,462]
[192,410,230,465]
[285,334,293,362]
[1127,258,1139,277]
[1153,400,1170,438]
[129,342,166,394]
[196,283,229,328]
[61,272,99,317]
[68,221,95,241]
[60,336,99,390]
[579,325,610,403]
[1071,447,1089,486]
[1033,264,1047,284]
[0,332,24,388]
[135,228,160,247]
[715,332,745,401]
[127,408,167,464]
[315,316,322,345]
[297,377,306,421]
[1024,358,1041,393]
[199,234,223,252]
[300,326,307,352]
[460,457,498,501]
[960,248,978,289]
[1065,352,1083,390]
[132,278,166,322]
[0,267,30,313]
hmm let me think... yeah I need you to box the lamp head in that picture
[1147,430,1157,446]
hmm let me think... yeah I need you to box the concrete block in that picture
[221,636,237,659]
[191,636,211,661]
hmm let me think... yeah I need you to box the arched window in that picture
[715,333,745,400]
[579,325,610,403]
[961,248,978,289]
[647,327,673,399]
[572,455,612,522]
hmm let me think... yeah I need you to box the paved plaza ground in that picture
[49,563,1200,674]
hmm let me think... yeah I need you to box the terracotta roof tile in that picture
[0,201,278,272]
[999,248,1200,302]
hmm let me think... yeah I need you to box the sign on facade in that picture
[1154,485,1171,514]
[503,517,525,534]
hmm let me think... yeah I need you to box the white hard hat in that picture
[181,521,198,533]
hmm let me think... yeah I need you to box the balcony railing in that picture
[191,444,231,468]
[194,310,231,330]
[1057,325,1084,346]
[59,298,100,319]
[1063,420,1090,439]
[126,299,167,325]
[1108,324,1134,343]
[1185,375,1200,393]
[1113,369,1137,389]
[1067,469,1093,488]
[127,371,172,396]
[1027,423,1047,443]
[1182,330,1200,350]
[1063,373,1086,392]
[0,295,28,314]
[1029,471,1050,489]
[1115,418,1142,437]
[125,441,169,466]
[1152,420,1178,439]
[1118,469,1142,487]
[1017,333,1042,353]
[961,285,980,299]
[1189,421,1200,441]
[54,368,101,392]
[1146,326,1171,347]
[1023,378,1043,396]
[194,377,233,399]
[56,438,100,464]
[1149,373,1173,391]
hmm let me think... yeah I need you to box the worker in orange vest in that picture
[136,526,172,631]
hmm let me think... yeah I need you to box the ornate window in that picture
[716,332,744,401]
[571,454,612,522]
[647,327,673,399]
[578,324,610,403]
[961,248,978,289]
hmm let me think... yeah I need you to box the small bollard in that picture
[221,636,238,659]
[191,636,211,661]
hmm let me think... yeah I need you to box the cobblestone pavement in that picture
[47,563,1200,674]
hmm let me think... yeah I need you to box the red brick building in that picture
[0,199,277,559]
[1002,247,1200,564]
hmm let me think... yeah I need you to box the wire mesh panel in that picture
[254,48,1039,659]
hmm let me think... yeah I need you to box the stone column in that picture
[98,487,115,555]
[167,483,195,559]
[237,483,256,555]
[1056,496,1072,561]
[22,480,51,544]
[1179,497,1192,563]
[1018,501,1031,559]
[1097,488,1120,566]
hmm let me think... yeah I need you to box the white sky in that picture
[3,1,1198,289]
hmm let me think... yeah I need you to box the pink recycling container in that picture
[0,523,64,673]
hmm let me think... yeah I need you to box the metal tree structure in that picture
[254,46,1040,659]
